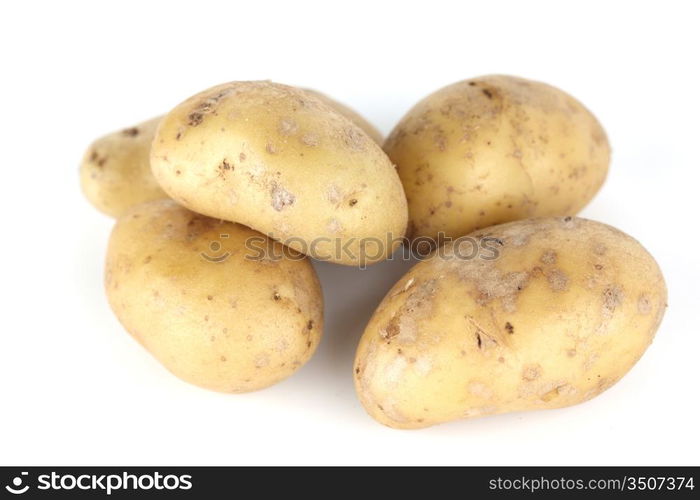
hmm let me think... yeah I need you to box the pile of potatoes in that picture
[82,76,666,429]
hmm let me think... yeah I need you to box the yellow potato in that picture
[79,94,377,219]
[354,217,666,429]
[384,75,610,242]
[105,199,323,392]
[151,81,407,266]
[80,117,167,216]
[303,89,383,144]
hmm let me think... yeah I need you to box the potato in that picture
[384,75,610,242]
[303,89,383,144]
[151,81,407,266]
[79,92,377,219]
[80,117,167,217]
[354,217,666,429]
[105,199,323,392]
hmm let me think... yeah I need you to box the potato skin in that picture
[303,89,383,144]
[80,117,167,217]
[151,81,407,266]
[384,75,610,241]
[105,200,323,393]
[354,217,666,429]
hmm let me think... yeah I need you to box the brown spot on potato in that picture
[121,127,139,137]
[344,127,366,151]
[326,184,342,204]
[349,198,358,207]
[603,285,624,314]
[270,183,295,211]
[562,216,579,229]
[89,151,108,168]
[546,268,569,291]
[637,294,652,315]
[473,328,498,351]
[188,112,204,126]
[505,322,514,334]
[540,249,557,264]
[522,365,542,381]
[278,118,298,136]
[307,320,314,330]
[471,269,529,313]
[217,159,233,179]
[381,322,400,341]
[434,132,447,151]
[186,88,233,127]
[541,387,560,402]
[381,280,437,344]
[301,133,319,146]
[239,152,246,162]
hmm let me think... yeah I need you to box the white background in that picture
[1,0,698,466]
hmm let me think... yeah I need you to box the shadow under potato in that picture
[311,251,417,390]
